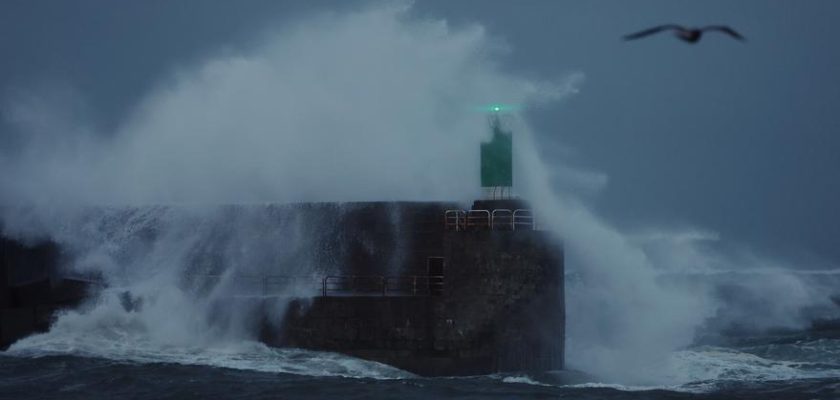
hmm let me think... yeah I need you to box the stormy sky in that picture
[1,0,838,264]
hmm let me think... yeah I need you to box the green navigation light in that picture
[474,103,521,114]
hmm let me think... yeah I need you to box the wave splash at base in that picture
[5,320,410,380]
[7,327,840,394]
[499,340,840,393]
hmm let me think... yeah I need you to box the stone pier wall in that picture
[268,229,565,376]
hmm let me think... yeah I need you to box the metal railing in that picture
[322,275,444,297]
[513,209,534,230]
[186,273,449,297]
[466,210,491,229]
[491,209,513,230]
[444,208,535,231]
[444,210,466,231]
[201,274,308,296]
[70,273,446,298]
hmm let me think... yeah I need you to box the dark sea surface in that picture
[3,334,840,400]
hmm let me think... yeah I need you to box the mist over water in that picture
[1,3,838,387]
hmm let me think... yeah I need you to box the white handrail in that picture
[466,209,491,229]
[513,209,534,231]
[491,209,513,230]
[444,208,536,231]
[444,209,466,231]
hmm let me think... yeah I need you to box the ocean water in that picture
[3,332,840,399]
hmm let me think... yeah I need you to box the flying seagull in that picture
[623,25,744,43]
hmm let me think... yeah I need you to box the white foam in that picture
[500,375,551,386]
[552,345,840,393]
[5,284,410,380]
[6,331,411,380]
[665,346,840,384]
[564,382,686,392]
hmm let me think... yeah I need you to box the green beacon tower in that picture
[480,112,513,199]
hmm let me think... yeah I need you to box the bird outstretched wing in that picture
[701,25,745,40]
[623,24,685,40]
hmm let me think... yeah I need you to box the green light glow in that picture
[473,103,521,114]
